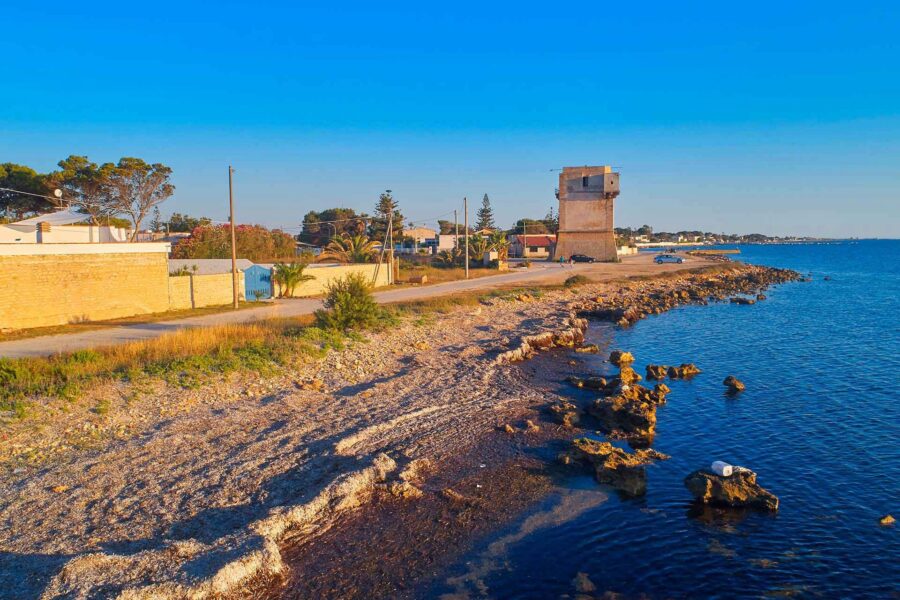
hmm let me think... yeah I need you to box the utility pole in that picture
[228,166,239,309]
[463,197,469,279]
[522,220,527,261]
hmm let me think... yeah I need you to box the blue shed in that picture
[244,264,273,300]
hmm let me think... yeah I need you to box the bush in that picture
[316,273,383,331]
[564,274,591,288]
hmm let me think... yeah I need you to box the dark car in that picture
[570,254,596,263]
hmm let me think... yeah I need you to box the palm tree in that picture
[320,234,379,263]
[469,234,490,263]
[489,231,510,261]
[273,262,314,298]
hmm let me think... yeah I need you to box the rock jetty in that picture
[684,468,779,511]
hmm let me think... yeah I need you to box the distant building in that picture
[509,234,556,258]
[404,226,437,245]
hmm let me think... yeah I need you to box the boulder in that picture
[668,363,701,379]
[574,343,600,354]
[618,366,642,385]
[684,469,779,511]
[645,364,669,380]
[588,394,657,440]
[609,350,635,366]
[879,514,895,526]
[564,438,669,496]
[723,375,746,392]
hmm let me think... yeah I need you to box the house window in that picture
[582,176,589,187]
[529,246,539,252]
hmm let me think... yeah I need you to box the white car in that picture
[654,254,685,264]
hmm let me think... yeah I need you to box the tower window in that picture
[582,176,589,188]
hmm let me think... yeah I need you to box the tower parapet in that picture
[553,165,620,261]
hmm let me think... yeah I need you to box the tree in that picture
[469,234,490,262]
[476,194,495,231]
[0,163,53,220]
[508,218,550,235]
[637,224,653,237]
[105,157,175,240]
[368,191,403,242]
[49,156,117,223]
[315,272,382,331]
[272,262,314,298]
[168,212,212,232]
[172,224,295,261]
[320,233,379,263]
[489,231,510,261]
[543,207,559,234]
[300,208,367,247]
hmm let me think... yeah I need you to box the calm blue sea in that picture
[441,240,900,599]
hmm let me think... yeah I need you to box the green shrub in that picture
[564,274,591,288]
[316,272,383,331]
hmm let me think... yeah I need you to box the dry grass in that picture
[395,265,503,286]
[0,302,259,343]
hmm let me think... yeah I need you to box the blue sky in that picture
[1,1,898,237]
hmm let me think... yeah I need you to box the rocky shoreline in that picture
[0,262,803,599]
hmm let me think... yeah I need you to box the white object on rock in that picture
[711,461,733,477]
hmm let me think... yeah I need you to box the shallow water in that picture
[436,240,900,599]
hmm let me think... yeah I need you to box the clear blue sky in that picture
[1,1,898,237]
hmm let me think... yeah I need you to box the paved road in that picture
[0,254,710,358]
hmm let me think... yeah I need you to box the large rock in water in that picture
[609,350,635,366]
[563,438,670,496]
[684,469,779,511]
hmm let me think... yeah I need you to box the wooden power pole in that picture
[463,197,469,279]
[228,166,239,309]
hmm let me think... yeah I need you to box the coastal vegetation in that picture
[171,223,296,261]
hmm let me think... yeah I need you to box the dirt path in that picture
[0,254,710,358]
[0,261,749,600]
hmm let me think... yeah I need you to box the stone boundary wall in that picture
[274,263,391,297]
[0,243,171,330]
[168,273,246,309]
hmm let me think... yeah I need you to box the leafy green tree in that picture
[172,224,295,261]
[105,157,175,240]
[300,208,367,246]
[168,212,212,232]
[49,156,117,223]
[368,190,404,241]
[489,231,510,261]
[321,233,379,263]
[476,194,495,230]
[272,262,314,298]
[508,218,550,235]
[0,163,52,219]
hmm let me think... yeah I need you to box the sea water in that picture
[438,240,899,599]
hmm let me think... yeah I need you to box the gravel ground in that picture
[0,263,757,599]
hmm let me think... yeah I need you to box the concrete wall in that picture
[274,263,391,297]
[0,243,171,330]
[0,224,130,244]
[168,273,245,309]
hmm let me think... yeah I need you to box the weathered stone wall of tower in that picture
[553,165,620,261]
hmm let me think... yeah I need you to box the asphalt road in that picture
[0,254,709,358]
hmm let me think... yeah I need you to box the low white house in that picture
[0,210,130,243]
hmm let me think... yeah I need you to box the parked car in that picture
[655,253,685,264]
[570,254,596,263]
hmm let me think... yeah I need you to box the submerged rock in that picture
[567,376,607,390]
[730,297,756,305]
[684,469,779,511]
[548,400,581,428]
[724,375,746,392]
[575,343,600,354]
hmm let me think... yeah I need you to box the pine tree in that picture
[543,206,559,234]
[476,193,495,231]
[368,190,404,241]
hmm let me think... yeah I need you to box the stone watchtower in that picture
[553,165,620,262]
